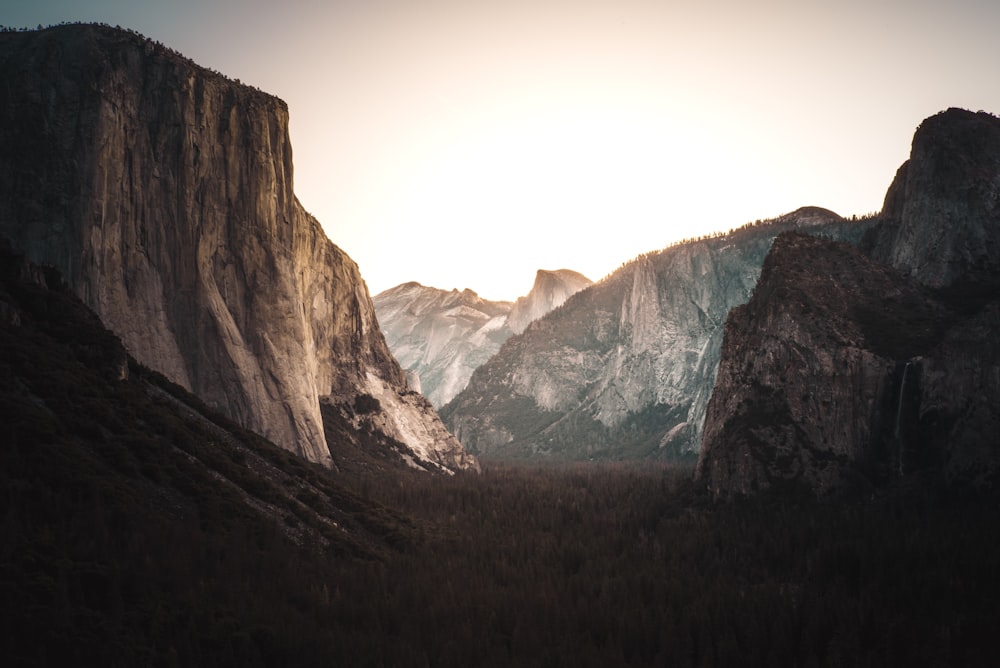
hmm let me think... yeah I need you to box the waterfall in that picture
[894,362,912,476]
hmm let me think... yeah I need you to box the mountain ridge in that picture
[696,108,1000,497]
[441,207,872,461]
[374,268,592,407]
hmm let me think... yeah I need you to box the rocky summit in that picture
[374,269,591,408]
[867,108,1000,287]
[441,208,872,461]
[0,24,477,473]
[507,269,593,335]
[696,109,1000,498]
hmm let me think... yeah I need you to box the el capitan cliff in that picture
[0,24,476,472]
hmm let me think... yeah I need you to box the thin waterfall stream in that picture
[894,362,912,476]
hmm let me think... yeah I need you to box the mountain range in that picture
[373,268,592,407]
[0,24,995,504]
[435,108,998,496]
[440,207,874,461]
[2,22,1000,664]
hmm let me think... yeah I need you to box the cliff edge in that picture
[697,109,1000,497]
[0,24,477,472]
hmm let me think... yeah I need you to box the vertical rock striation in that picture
[373,269,592,408]
[373,284,514,408]
[0,24,476,472]
[442,208,871,460]
[867,108,1000,287]
[697,109,1000,497]
[507,269,593,335]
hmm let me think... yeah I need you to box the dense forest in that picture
[6,450,1000,666]
[3,238,1000,666]
[327,464,1000,667]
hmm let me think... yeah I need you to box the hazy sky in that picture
[6,1,1000,300]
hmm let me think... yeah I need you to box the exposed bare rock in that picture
[374,283,512,407]
[696,231,1000,497]
[0,24,476,472]
[699,109,1000,498]
[373,269,591,408]
[507,269,593,334]
[695,234,929,496]
[918,301,1000,477]
[867,108,1000,287]
[442,208,871,460]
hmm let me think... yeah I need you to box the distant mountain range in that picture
[436,109,998,495]
[440,207,873,461]
[374,269,591,406]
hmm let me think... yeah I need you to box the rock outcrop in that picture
[697,109,1000,497]
[442,208,871,460]
[373,269,591,407]
[373,284,513,407]
[0,24,477,472]
[507,269,593,334]
[866,108,1000,287]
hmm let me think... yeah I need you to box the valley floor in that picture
[326,462,1000,667]
[5,441,1000,667]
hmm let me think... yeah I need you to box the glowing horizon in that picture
[8,1,1000,301]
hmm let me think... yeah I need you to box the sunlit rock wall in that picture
[0,24,476,472]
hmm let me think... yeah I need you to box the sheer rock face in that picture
[698,109,1000,498]
[695,234,920,496]
[0,25,476,472]
[374,284,513,408]
[442,209,869,460]
[868,108,1000,287]
[373,269,591,408]
[507,269,593,335]
[696,232,1000,498]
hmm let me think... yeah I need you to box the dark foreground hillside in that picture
[0,240,418,666]
[2,240,999,666]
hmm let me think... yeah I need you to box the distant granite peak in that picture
[374,268,592,407]
[775,206,844,225]
[508,269,594,335]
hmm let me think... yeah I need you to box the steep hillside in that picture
[442,208,872,460]
[374,269,591,407]
[697,109,1000,498]
[0,24,476,472]
[0,239,420,664]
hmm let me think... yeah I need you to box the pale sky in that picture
[5,0,1000,300]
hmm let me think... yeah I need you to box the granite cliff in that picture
[696,109,1000,497]
[373,269,591,407]
[507,269,593,335]
[867,108,1000,287]
[0,237,433,662]
[0,24,477,472]
[441,208,871,460]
